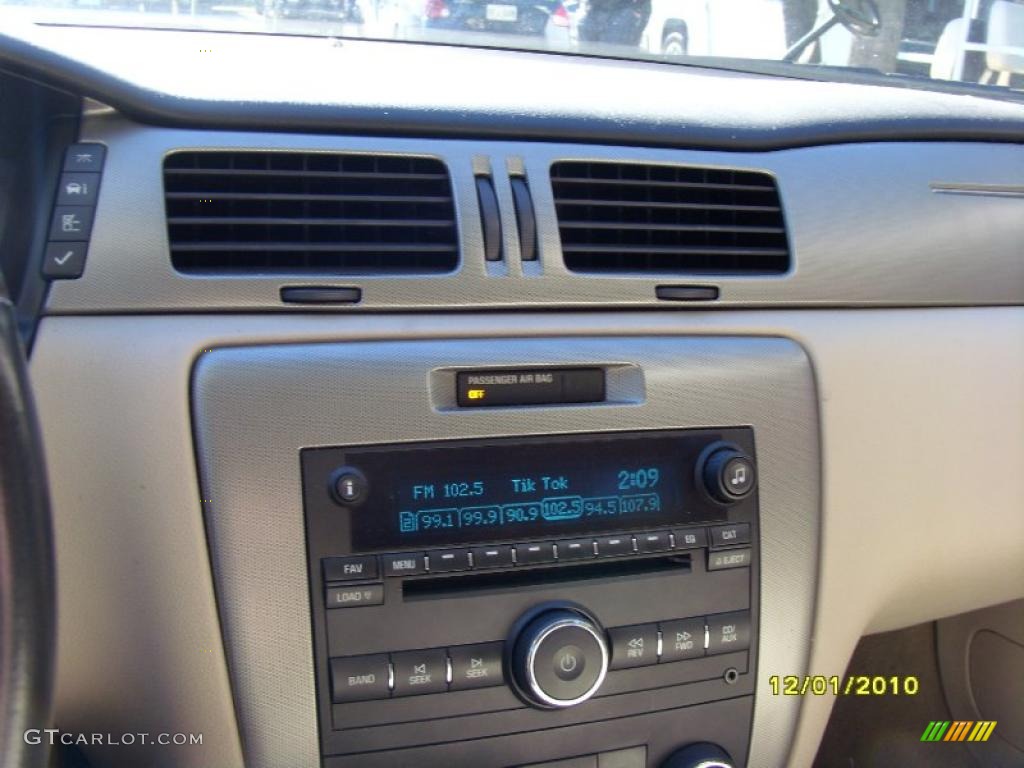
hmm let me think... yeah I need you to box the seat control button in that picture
[330,654,390,702]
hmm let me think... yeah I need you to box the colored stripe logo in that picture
[921,721,997,742]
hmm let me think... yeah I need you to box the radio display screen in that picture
[344,431,726,551]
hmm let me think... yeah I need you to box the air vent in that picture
[164,152,458,274]
[551,161,790,274]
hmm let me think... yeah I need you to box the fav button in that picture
[322,555,379,582]
[330,654,390,702]
[608,624,659,669]
[391,649,448,696]
[449,642,504,690]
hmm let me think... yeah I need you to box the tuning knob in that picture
[510,608,608,709]
[661,742,735,768]
[698,443,756,504]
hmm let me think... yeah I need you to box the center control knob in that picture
[510,608,609,709]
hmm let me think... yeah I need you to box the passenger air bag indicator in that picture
[456,368,605,407]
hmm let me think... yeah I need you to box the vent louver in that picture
[164,151,458,274]
[551,161,790,274]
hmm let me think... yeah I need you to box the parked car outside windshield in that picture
[1,0,1022,93]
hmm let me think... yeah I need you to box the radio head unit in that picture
[301,427,760,767]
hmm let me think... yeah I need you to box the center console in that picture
[190,334,820,768]
[304,429,759,766]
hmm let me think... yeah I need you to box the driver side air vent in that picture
[164,151,458,274]
[551,161,790,274]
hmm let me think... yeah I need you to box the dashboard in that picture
[2,21,1024,768]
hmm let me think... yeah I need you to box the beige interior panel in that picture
[28,307,1024,767]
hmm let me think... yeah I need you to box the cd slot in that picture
[403,554,691,601]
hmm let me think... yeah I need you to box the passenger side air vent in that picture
[551,161,790,274]
[164,152,458,274]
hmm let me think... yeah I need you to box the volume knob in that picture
[510,608,608,709]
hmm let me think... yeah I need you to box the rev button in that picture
[391,649,448,697]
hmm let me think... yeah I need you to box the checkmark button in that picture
[43,242,87,279]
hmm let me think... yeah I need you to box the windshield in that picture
[2,0,1022,94]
